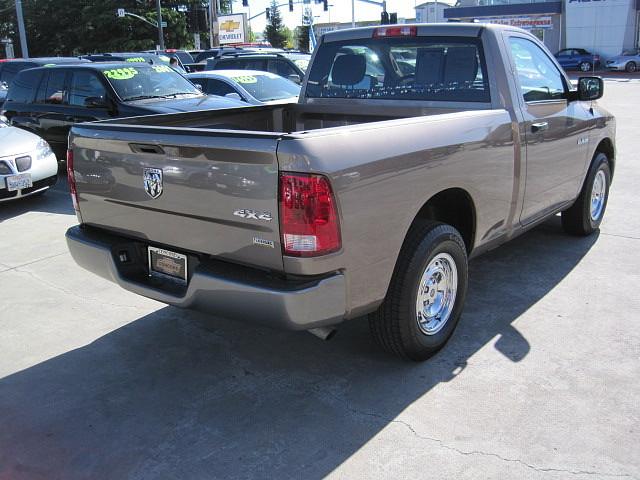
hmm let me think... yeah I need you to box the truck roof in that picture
[321,22,521,43]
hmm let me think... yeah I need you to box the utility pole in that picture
[15,0,29,58]
[209,0,219,47]
[156,0,165,49]
[351,0,355,28]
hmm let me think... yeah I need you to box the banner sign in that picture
[477,16,553,29]
[218,13,247,44]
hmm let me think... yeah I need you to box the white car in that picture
[0,117,58,202]
[187,70,301,105]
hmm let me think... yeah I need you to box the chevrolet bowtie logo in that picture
[221,20,240,32]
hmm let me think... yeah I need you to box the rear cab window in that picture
[305,35,490,103]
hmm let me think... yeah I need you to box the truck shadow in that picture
[0,173,74,221]
[0,218,598,479]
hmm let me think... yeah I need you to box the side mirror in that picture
[84,96,108,108]
[577,76,603,101]
[288,73,302,84]
[225,92,242,101]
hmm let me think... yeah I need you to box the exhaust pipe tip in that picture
[308,327,337,341]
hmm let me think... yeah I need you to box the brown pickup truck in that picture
[65,23,615,361]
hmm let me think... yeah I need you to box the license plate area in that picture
[6,173,32,191]
[148,246,188,284]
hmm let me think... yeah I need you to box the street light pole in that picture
[351,0,355,28]
[15,0,29,58]
[155,0,165,50]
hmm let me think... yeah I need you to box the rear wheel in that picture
[369,222,469,361]
[625,61,637,73]
[562,152,611,236]
[579,61,592,72]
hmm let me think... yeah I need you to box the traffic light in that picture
[323,0,328,11]
[289,0,294,11]
[381,11,389,24]
[389,12,397,24]
[266,7,270,19]
[242,0,248,6]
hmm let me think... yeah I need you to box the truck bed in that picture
[100,103,469,134]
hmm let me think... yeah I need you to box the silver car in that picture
[606,49,640,72]
[187,70,301,105]
[0,116,58,202]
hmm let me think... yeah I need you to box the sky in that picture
[224,0,422,35]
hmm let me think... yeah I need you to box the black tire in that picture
[579,61,592,72]
[625,61,637,73]
[369,222,469,361]
[561,152,611,236]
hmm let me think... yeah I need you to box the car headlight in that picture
[35,138,54,161]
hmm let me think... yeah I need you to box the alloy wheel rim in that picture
[590,169,607,221]
[415,253,458,336]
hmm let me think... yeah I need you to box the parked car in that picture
[205,52,309,84]
[0,62,245,158]
[606,48,640,72]
[187,70,300,105]
[194,47,246,63]
[554,48,600,72]
[65,24,614,361]
[0,57,90,107]
[0,115,58,201]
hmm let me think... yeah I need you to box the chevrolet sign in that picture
[218,13,247,45]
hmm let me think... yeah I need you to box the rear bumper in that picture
[65,225,346,330]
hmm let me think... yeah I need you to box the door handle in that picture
[531,122,548,133]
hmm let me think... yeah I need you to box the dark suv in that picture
[0,57,90,107]
[205,52,309,84]
[1,62,244,157]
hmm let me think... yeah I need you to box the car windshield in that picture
[227,72,300,101]
[622,49,639,56]
[290,57,310,72]
[100,65,201,101]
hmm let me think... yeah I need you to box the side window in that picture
[557,50,570,58]
[268,59,297,78]
[6,70,42,103]
[509,37,565,102]
[208,79,237,96]
[42,70,68,105]
[69,71,107,106]
[189,77,207,90]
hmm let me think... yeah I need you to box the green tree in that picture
[295,25,310,53]
[0,0,196,58]
[263,0,286,48]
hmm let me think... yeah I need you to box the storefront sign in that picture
[477,16,553,29]
[218,14,247,44]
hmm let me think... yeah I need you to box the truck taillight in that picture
[66,149,81,221]
[279,173,341,257]
[373,26,417,38]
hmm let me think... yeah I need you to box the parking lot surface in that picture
[1,81,639,480]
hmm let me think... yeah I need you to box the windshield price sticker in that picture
[103,67,138,80]
[125,57,146,63]
[233,75,257,84]
[152,65,173,73]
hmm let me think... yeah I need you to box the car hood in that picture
[0,126,40,157]
[127,94,245,113]
[608,55,633,63]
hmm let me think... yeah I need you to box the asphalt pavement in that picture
[0,81,639,480]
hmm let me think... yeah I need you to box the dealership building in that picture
[437,0,640,58]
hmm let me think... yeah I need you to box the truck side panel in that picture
[276,110,516,318]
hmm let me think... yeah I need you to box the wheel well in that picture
[410,188,476,253]
[595,138,615,177]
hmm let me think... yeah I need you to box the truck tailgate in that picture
[70,124,284,271]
